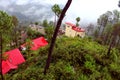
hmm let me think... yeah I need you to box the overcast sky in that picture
[47,0,120,24]
[0,0,120,25]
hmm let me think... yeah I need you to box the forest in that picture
[0,0,120,80]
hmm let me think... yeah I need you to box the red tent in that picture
[5,49,25,66]
[2,60,17,74]
[33,37,48,46]
[21,37,48,50]
[31,37,48,50]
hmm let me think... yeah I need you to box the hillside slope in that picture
[4,37,120,80]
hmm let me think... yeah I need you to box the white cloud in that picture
[15,0,31,5]
[63,0,120,23]
[23,6,36,15]
[34,0,119,24]
[0,0,11,7]
[42,0,67,5]
[0,0,119,24]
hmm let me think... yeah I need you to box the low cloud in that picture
[0,0,56,23]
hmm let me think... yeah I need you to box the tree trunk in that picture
[54,13,56,27]
[97,25,101,38]
[107,35,117,55]
[15,31,18,47]
[116,37,120,47]
[101,27,105,37]
[103,33,109,45]
[104,30,111,45]
[0,34,4,80]
[44,0,72,75]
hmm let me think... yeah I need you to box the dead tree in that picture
[44,0,72,75]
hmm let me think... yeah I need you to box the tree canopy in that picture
[52,4,62,17]
[0,10,14,80]
[76,17,80,26]
[0,11,13,33]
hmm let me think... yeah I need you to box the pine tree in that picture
[0,11,13,80]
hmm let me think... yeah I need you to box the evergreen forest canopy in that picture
[0,1,120,79]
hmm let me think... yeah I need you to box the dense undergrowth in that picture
[2,37,120,80]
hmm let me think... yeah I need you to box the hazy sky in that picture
[0,0,120,25]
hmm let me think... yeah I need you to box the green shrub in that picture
[4,37,120,80]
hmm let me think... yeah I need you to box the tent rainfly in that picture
[21,37,48,50]
[5,48,25,66]
[2,48,25,74]
[2,60,18,74]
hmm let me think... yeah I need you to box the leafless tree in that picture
[44,0,72,75]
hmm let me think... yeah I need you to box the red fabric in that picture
[2,61,10,74]
[31,37,48,50]
[21,37,48,50]
[33,37,48,46]
[2,60,17,74]
[6,60,18,69]
[5,49,25,66]
[30,42,38,50]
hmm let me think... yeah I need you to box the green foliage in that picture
[4,37,120,80]
[0,11,14,51]
[52,4,62,17]
[0,10,14,80]
[76,17,80,26]
[78,74,88,80]
[42,19,49,27]
[84,54,95,70]
[0,11,13,32]
[94,10,120,47]
[34,22,39,25]
[94,28,99,36]
[44,26,54,42]
[27,28,44,39]
[12,15,18,27]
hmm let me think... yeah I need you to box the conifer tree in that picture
[0,11,13,80]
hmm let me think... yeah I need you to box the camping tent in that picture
[31,37,48,50]
[5,48,25,66]
[21,37,48,50]
[2,48,25,74]
[2,60,17,74]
